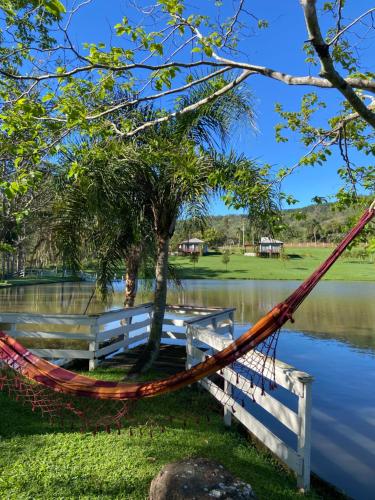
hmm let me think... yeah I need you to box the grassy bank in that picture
[171,247,375,281]
[0,276,82,288]
[0,366,326,500]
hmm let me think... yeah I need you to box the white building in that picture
[259,237,284,257]
[178,238,208,255]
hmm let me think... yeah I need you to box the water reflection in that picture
[275,330,375,499]
[0,282,104,315]
[161,280,375,353]
[2,279,375,352]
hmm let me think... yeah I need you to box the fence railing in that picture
[186,323,313,492]
[0,303,235,370]
[0,303,154,370]
[284,242,335,248]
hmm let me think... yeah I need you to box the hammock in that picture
[1,202,373,406]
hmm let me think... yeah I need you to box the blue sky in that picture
[67,0,374,215]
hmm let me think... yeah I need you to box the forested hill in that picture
[173,199,372,247]
[278,201,363,243]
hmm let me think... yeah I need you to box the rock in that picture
[149,457,256,500]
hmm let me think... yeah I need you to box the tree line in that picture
[170,198,373,249]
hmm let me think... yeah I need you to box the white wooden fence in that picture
[0,303,153,370]
[186,322,313,492]
[0,303,235,371]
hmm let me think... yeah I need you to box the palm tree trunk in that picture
[124,244,142,308]
[128,235,169,375]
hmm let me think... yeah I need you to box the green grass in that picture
[0,366,325,500]
[0,276,82,288]
[171,247,375,281]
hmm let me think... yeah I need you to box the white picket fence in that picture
[186,322,313,492]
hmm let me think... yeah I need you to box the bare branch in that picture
[0,60,224,82]
[223,0,246,45]
[175,10,375,92]
[1,50,374,93]
[328,7,375,46]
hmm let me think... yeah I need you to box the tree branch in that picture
[1,57,374,93]
[115,69,253,137]
[87,67,230,121]
[0,60,224,82]
[301,0,375,129]
[328,6,375,46]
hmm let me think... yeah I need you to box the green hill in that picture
[173,198,373,247]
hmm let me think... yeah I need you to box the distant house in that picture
[258,237,284,257]
[178,238,208,255]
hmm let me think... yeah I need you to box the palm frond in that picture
[175,74,255,149]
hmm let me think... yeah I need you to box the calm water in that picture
[0,279,374,499]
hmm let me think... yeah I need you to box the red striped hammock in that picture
[0,203,374,403]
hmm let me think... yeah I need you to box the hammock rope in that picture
[0,203,374,409]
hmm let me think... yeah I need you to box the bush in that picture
[221,250,230,271]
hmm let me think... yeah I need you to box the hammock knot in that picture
[286,312,295,324]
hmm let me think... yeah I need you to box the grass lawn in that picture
[0,276,82,288]
[0,366,328,500]
[171,247,375,281]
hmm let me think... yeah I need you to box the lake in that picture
[0,279,374,499]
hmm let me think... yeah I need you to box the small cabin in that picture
[178,238,208,255]
[258,237,284,257]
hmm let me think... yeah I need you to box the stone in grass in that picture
[149,457,257,499]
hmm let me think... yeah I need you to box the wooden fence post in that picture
[228,311,234,339]
[146,310,153,345]
[297,377,312,491]
[123,313,130,351]
[224,310,234,426]
[185,325,193,370]
[223,375,232,427]
[89,320,99,371]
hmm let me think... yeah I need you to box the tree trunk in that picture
[124,244,142,308]
[128,235,169,375]
[6,253,10,277]
[17,245,25,277]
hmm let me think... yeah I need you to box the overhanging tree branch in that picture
[115,69,253,137]
[301,0,375,129]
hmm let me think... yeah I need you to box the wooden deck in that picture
[101,344,187,374]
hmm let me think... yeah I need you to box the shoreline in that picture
[0,276,83,288]
[173,275,375,282]
[1,275,375,288]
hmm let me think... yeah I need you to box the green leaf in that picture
[44,0,66,17]
[42,92,55,102]
[203,45,213,57]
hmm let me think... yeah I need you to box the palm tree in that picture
[125,151,277,375]
[307,218,322,245]
[54,140,154,309]
[55,77,276,374]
